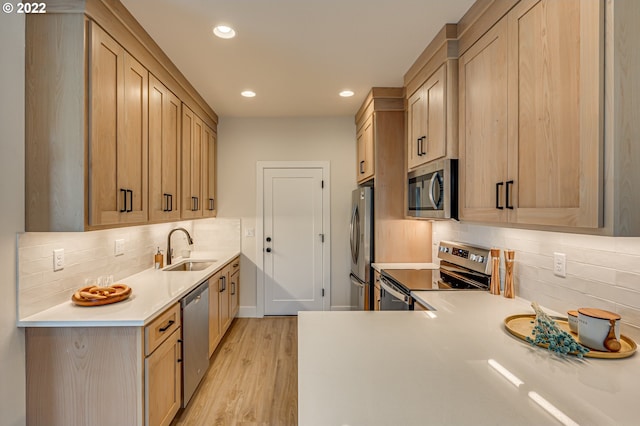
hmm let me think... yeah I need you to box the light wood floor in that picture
[172,317,298,426]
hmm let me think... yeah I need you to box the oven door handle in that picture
[379,278,409,304]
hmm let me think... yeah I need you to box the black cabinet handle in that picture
[120,189,127,212]
[169,193,173,212]
[163,193,171,212]
[359,160,365,174]
[496,182,504,210]
[192,196,199,211]
[266,247,272,253]
[195,196,199,211]
[266,237,271,242]
[506,180,514,210]
[417,138,422,156]
[126,190,133,212]
[231,282,236,295]
[420,136,427,155]
[219,276,226,292]
[208,198,215,211]
[159,319,174,332]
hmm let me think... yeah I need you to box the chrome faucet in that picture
[167,227,194,265]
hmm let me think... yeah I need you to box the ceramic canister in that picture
[567,310,579,334]
[578,308,621,352]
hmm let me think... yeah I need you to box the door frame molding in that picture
[256,161,331,317]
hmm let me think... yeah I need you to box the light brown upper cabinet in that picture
[89,23,149,227]
[356,115,375,183]
[404,24,458,172]
[459,0,603,229]
[149,74,181,222]
[181,105,204,218]
[24,2,218,231]
[407,65,446,169]
[202,124,217,217]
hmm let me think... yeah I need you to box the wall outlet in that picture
[53,248,64,271]
[114,239,125,256]
[553,252,566,277]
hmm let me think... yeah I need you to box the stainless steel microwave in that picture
[407,159,458,220]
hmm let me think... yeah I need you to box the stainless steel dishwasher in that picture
[181,280,209,407]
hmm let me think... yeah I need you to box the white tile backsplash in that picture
[18,218,240,318]
[433,222,640,338]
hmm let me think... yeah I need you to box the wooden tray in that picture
[71,284,132,307]
[504,314,637,359]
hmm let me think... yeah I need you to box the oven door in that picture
[379,277,412,310]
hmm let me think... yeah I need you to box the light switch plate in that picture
[553,252,566,277]
[114,239,125,256]
[53,248,64,271]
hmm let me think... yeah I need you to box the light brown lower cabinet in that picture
[26,303,182,426]
[209,256,241,357]
[373,271,381,311]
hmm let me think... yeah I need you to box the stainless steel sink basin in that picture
[164,260,216,272]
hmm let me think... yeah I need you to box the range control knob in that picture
[476,256,485,263]
[470,254,477,261]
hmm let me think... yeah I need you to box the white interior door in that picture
[263,168,325,315]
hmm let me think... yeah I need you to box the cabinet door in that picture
[230,270,239,318]
[89,24,148,227]
[407,86,427,170]
[149,75,181,222]
[181,105,204,218]
[356,115,374,183]
[208,271,221,357]
[145,328,181,426]
[202,124,217,217]
[458,18,509,223]
[507,0,602,228]
[407,65,447,170]
[219,267,231,333]
[89,23,121,226]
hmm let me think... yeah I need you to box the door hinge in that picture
[322,288,325,297]
[319,233,325,243]
[321,180,324,188]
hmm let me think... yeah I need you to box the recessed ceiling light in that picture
[241,90,256,98]
[339,90,355,98]
[213,25,236,39]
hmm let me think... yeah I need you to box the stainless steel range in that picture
[379,241,491,310]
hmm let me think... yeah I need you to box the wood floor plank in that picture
[172,317,298,426]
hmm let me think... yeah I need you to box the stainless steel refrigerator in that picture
[349,187,373,310]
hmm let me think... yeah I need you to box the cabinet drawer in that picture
[145,303,181,356]
[230,256,240,276]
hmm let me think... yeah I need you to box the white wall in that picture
[433,221,640,339]
[0,11,26,425]
[217,117,356,313]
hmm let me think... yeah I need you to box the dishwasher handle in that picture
[379,277,410,304]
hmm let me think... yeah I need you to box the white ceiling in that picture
[121,0,475,118]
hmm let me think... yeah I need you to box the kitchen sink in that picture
[163,260,216,272]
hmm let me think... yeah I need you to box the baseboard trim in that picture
[238,305,258,318]
[330,305,352,311]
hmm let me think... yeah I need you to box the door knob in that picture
[266,248,272,253]
[266,237,272,242]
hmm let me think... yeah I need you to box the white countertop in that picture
[371,262,438,272]
[17,250,240,327]
[298,292,640,426]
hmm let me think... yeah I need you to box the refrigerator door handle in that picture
[350,205,359,264]
[350,274,365,288]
